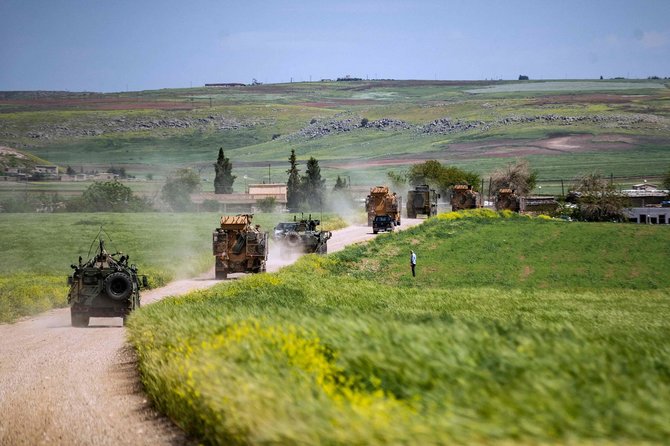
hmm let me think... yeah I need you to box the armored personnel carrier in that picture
[366,186,401,226]
[407,184,439,218]
[67,238,147,327]
[451,184,480,211]
[495,188,520,211]
[213,214,268,279]
[273,215,332,255]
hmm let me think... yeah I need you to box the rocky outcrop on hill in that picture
[284,117,412,140]
[21,114,249,140]
[418,118,486,134]
[282,113,668,141]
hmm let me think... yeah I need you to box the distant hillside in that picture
[0,146,54,171]
[1,80,669,192]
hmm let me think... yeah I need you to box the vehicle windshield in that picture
[375,216,391,222]
[275,222,298,232]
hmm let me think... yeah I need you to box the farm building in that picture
[621,184,668,207]
[621,184,670,224]
[34,165,58,177]
[191,183,287,212]
[625,206,670,224]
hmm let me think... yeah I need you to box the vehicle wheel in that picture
[104,272,133,301]
[373,230,378,234]
[286,232,301,247]
[71,309,89,327]
[216,269,228,280]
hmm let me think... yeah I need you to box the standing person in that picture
[410,250,417,277]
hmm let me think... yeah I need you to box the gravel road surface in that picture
[0,220,422,445]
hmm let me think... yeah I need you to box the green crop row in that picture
[127,211,670,444]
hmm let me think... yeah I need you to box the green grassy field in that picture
[127,211,670,444]
[0,212,346,323]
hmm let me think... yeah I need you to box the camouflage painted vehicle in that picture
[450,184,480,211]
[273,215,332,255]
[67,239,147,327]
[495,188,520,212]
[213,214,268,279]
[366,186,401,226]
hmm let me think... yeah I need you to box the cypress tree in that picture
[286,149,302,211]
[214,148,236,194]
[303,157,326,210]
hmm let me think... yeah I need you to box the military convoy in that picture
[407,184,439,218]
[67,238,147,327]
[213,214,268,279]
[366,186,401,226]
[272,215,332,254]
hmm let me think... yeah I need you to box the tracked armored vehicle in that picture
[213,214,268,279]
[67,239,147,327]
[273,215,332,255]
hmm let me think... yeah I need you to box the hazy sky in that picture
[1,0,669,92]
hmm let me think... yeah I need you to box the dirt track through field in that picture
[0,220,422,445]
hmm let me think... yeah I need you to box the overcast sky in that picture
[1,0,669,92]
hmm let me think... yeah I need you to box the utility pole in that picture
[268,164,271,183]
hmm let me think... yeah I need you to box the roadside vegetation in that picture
[0,212,346,323]
[127,211,670,445]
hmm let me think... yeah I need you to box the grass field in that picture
[0,212,346,323]
[127,211,670,444]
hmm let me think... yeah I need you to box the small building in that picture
[622,184,668,207]
[519,196,559,214]
[191,183,287,213]
[247,183,287,202]
[34,165,59,176]
[625,206,670,224]
[92,172,118,181]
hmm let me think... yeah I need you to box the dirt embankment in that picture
[0,220,423,446]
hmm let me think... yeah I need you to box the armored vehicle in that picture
[366,186,401,226]
[67,238,147,327]
[495,188,520,212]
[407,184,439,218]
[213,214,268,279]
[372,214,394,234]
[273,215,332,254]
[451,184,480,211]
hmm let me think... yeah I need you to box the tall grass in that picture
[128,212,670,444]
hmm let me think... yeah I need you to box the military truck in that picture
[407,184,439,218]
[273,215,332,254]
[451,184,480,211]
[213,214,268,279]
[366,186,401,226]
[67,238,147,327]
[495,188,520,211]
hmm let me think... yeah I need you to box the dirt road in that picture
[0,220,422,445]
